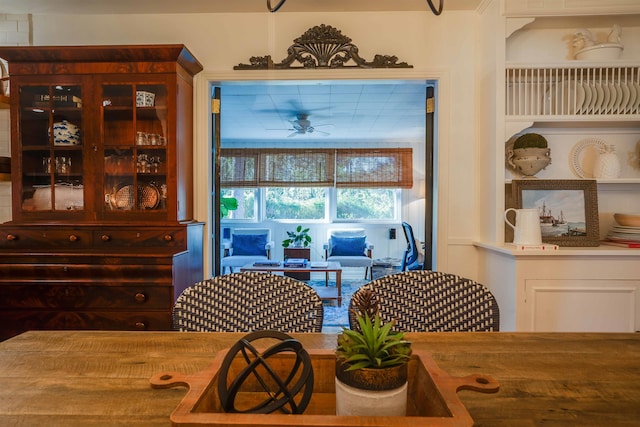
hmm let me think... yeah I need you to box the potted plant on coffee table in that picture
[282,225,312,248]
[335,288,412,416]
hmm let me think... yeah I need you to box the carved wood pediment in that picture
[234,24,412,70]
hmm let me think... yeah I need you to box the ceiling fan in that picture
[285,114,332,137]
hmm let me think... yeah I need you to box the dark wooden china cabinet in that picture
[0,45,204,341]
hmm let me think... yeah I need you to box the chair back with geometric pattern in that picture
[173,272,324,333]
[348,270,500,332]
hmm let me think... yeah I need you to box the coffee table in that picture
[240,261,343,305]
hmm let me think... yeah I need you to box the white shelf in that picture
[475,241,640,257]
[506,65,640,117]
[505,178,640,185]
[506,61,640,68]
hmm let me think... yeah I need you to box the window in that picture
[221,188,256,220]
[220,148,410,222]
[336,188,397,220]
[265,188,326,220]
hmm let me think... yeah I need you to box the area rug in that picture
[308,279,368,331]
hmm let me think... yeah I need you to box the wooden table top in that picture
[0,331,638,426]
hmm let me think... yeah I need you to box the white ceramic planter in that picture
[335,377,407,416]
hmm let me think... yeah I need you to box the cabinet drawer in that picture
[0,310,173,341]
[0,262,174,280]
[0,285,173,309]
[0,228,92,249]
[94,228,186,249]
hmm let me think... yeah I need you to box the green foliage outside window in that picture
[265,188,325,220]
[337,189,395,220]
[221,189,256,220]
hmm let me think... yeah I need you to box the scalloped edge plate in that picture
[569,138,606,178]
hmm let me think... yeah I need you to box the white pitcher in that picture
[504,208,542,245]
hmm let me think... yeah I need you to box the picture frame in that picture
[511,179,600,247]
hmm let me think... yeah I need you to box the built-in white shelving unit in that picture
[476,0,640,333]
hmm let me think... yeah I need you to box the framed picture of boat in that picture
[511,179,600,247]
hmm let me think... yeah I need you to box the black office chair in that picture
[401,222,424,271]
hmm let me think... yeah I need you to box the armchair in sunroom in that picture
[324,228,374,280]
[220,228,274,273]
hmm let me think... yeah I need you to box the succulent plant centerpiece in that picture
[335,288,412,416]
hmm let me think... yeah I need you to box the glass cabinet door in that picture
[18,84,84,213]
[102,84,168,214]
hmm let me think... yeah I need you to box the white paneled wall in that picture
[0,14,30,223]
[0,14,30,45]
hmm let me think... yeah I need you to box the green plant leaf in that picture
[336,312,412,370]
[220,197,238,218]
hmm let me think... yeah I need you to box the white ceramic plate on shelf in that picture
[569,138,607,178]
[624,82,637,114]
[593,82,605,114]
[619,82,636,114]
[603,83,615,114]
[582,83,596,114]
[575,83,586,114]
[610,226,640,234]
[610,82,624,114]
[634,83,640,114]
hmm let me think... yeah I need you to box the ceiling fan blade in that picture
[287,131,299,137]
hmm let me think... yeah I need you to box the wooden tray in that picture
[150,348,499,426]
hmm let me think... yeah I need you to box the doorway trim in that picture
[193,68,451,278]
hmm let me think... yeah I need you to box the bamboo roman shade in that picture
[220,148,412,188]
[259,149,334,187]
[335,148,412,188]
[220,149,258,187]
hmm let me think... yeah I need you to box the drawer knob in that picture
[134,292,147,303]
[101,234,111,242]
[7,234,17,241]
[164,234,173,242]
[69,234,78,242]
[134,321,146,330]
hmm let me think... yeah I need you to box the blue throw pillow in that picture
[232,234,267,256]
[331,236,366,256]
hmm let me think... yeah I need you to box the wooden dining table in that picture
[0,330,638,426]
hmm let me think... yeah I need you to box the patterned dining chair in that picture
[173,272,324,333]
[348,270,500,332]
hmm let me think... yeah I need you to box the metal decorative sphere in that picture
[217,330,314,414]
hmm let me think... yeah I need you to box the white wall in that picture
[22,10,480,279]
[0,14,30,223]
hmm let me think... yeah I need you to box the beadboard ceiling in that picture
[219,80,428,143]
